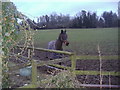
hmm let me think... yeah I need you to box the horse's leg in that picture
[59,53,63,58]
[52,53,63,59]
[48,51,63,59]
[53,53,58,59]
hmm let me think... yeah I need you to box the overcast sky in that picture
[11,0,119,21]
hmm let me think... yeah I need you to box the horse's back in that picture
[46,40,56,59]
[48,40,56,50]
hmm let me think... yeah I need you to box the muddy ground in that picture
[9,48,120,88]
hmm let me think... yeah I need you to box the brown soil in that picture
[9,48,120,88]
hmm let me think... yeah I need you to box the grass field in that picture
[18,28,118,55]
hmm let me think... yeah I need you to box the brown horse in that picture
[46,30,69,59]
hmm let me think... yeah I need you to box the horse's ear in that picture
[61,30,63,33]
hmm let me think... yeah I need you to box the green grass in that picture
[18,28,118,55]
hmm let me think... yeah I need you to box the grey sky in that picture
[11,0,119,21]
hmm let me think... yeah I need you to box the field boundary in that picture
[9,45,120,88]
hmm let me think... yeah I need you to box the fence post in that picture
[70,54,76,71]
[31,60,37,87]
[28,49,31,58]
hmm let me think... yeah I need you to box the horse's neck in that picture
[55,39,63,50]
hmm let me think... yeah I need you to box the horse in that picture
[46,30,69,59]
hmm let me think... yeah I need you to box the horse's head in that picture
[58,30,69,46]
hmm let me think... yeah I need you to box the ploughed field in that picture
[9,28,119,87]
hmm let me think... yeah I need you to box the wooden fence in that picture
[9,45,120,88]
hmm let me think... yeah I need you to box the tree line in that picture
[20,10,119,30]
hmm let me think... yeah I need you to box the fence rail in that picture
[9,45,120,88]
[76,55,118,60]
[17,45,74,55]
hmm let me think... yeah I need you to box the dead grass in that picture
[39,70,81,88]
